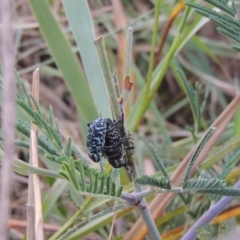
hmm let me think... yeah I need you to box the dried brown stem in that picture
[111,0,126,90]
[32,69,44,240]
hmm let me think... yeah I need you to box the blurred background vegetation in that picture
[3,0,240,239]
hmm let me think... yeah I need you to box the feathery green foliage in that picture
[186,0,240,50]
[219,146,240,179]
[150,145,170,180]
[136,175,172,189]
[182,127,215,184]
[182,178,226,190]
[0,70,89,165]
[16,120,59,157]
[172,60,202,136]
[59,159,123,199]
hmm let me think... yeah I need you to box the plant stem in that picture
[182,180,240,240]
[133,164,161,240]
[94,36,121,119]
[145,0,162,95]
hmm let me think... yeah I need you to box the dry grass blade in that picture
[124,94,240,240]
[8,219,60,233]
[0,0,15,239]
[26,173,34,240]
[154,1,185,67]
[108,212,117,240]
[111,0,133,117]
[111,0,126,89]
[30,69,44,240]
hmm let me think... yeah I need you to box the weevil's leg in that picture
[103,136,131,152]
[108,155,126,169]
[123,131,135,152]
[124,145,135,150]
[112,105,125,134]
[119,104,125,136]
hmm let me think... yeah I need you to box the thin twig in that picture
[0,0,15,239]
[182,180,240,240]
[108,211,117,240]
[26,169,35,240]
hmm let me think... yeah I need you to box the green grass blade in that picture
[42,179,68,219]
[62,0,111,118]
[233,108,240,136]
[27,0,97,125]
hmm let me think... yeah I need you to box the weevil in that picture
[87,113,134,169]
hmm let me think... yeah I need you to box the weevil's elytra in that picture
[89,152,102,162]
[86,116,107,162]
[102,118,126,168]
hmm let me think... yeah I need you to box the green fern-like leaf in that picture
[58,170,69,181]
[16,120,59,156]
[232,45,240,52]
[30,94,42,116]
[111,182,116,197]
[46,155,68,163]
[117,185,123,197]
[65,138,72,158]
[47,125,62,150]
[205,0,236,16]
[16,119,31,137]
[194,187,240,197]
[93,171,99,194]
[186,0,240,46]
[174,63,201,134]
[182,178,226,190]
[14,140,46,155]
[15,72,32,107]
[106,175,112,195]
[135,175,172,189]
[66,190,81,209]
[89,167,95,193]
[60,159,123,198]
[150,145,170,180]
[100,173,105,194]
[60,162,79,192]
[33,112,50,134]
[16,99,36,120]
[75,160,86,191]
[182,177,240,197]
[54,118,63,149]
[182,127,215,184]
[71,145,87,164]
[48,105,54,128]
[219,146,240,179]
